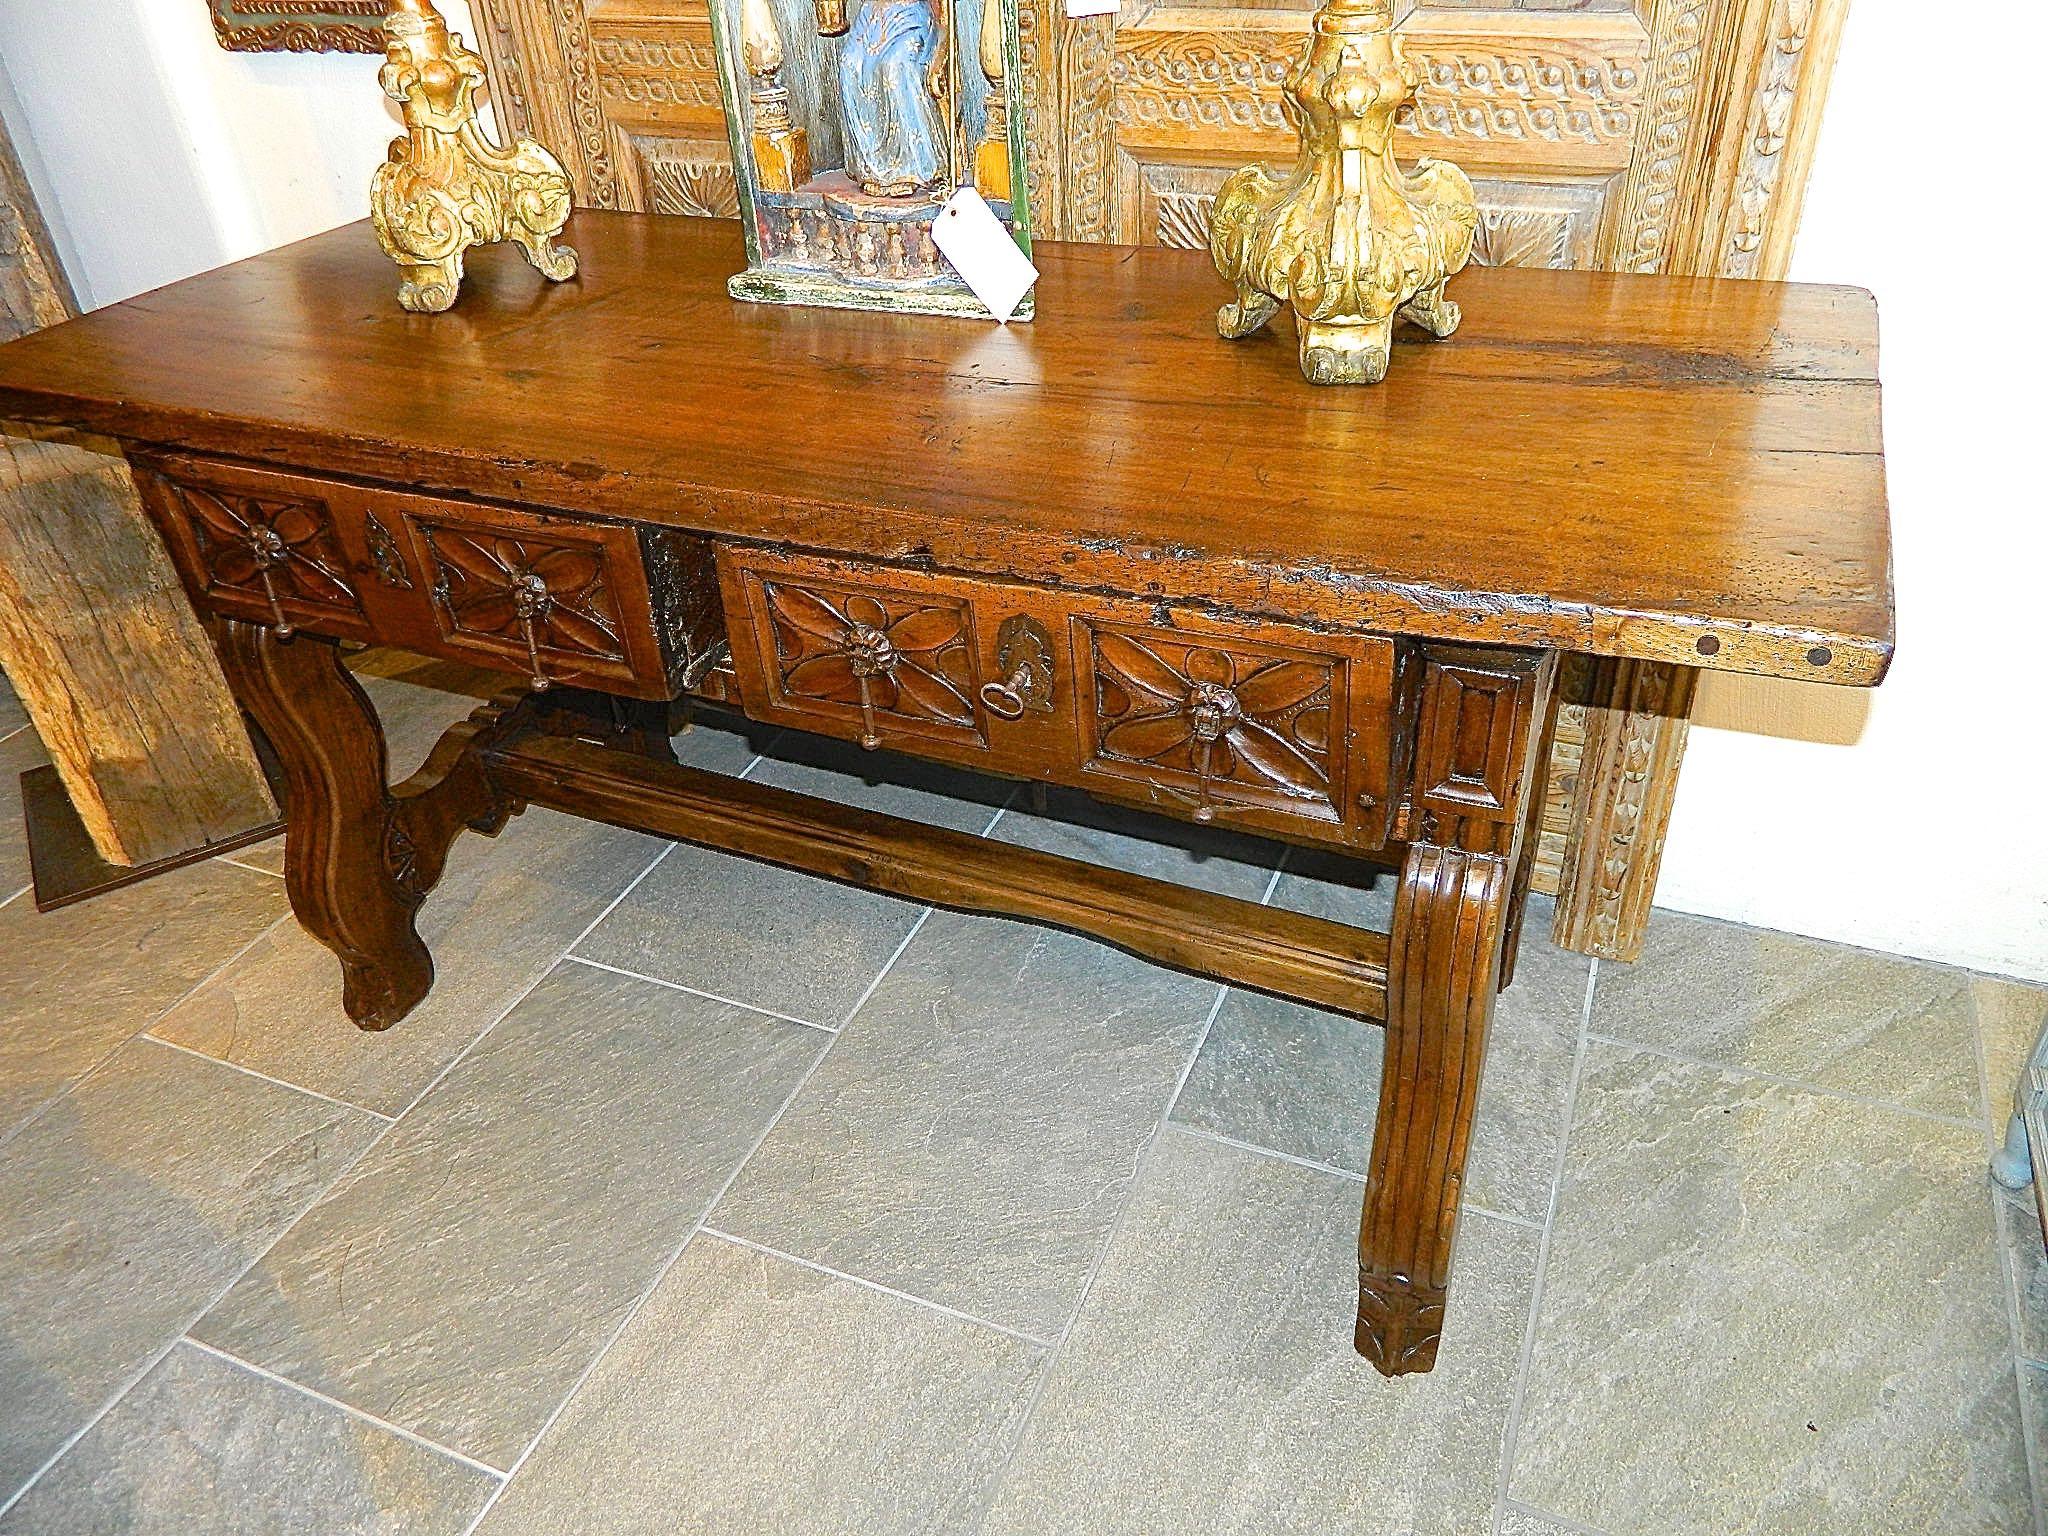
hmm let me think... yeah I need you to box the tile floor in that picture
[0,654,2043,1535]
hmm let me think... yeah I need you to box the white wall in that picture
[1654,0,2048,983]
[2,0,2042,980]
[0,0,474,309]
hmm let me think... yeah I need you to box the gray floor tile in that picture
[1589,909,1985,1119]
[575,844,925,1027]
[1174,897,1587,1220]
[195,962,826,1467]
[0,671,23,738]
[669,704,777,776]
[0,1039,381,1500]
[748,729,1009,832]
[1996,1180,2048,1365]
[1979,978,2048,1147]
[0,1341,497,1535]
[1510,1040,2030,1536]
[0,858,285,1139]
[0,726,47,898]
[1267,843,1399,929]
[992,786,1280,899]
[151,808,663,1116]
[475,1233,1041,1536]
[2021,1364,2048,1533]
[714,910,1219,1339]
[1498,1508,1602,1536]
[980,1128,1539,1536]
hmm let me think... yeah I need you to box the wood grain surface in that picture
[0,213,1891,687]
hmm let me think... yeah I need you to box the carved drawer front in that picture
[143,460,375,642]
[719,551,991,756]
[138,455,723,701]
[718,546,1403,850]
[1068,606,1401,850]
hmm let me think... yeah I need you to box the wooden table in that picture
[0,213,1892,1375]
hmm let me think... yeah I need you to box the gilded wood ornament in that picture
[371,0,579,313]
[208,1,386,53]
[1209,0,1477,385]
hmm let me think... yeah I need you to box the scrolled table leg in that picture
[213,621,523,1029]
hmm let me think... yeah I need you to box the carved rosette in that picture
[174,484,362,634]
[763,582,977,747]
[1087,629,1334,822]
[1208,0,1477,384]
[421,528,624,689]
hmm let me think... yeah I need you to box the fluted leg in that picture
[1355,840,1510,1374]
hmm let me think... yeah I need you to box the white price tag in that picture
[1063,0,1119,16]
[930,187,1039,324]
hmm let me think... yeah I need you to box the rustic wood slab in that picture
[0,213,1892,687]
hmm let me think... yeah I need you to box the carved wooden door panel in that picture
[470,0,739,218]
[466,0,1847,961]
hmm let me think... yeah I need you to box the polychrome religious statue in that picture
[711,0,1033,317]
[837,0,948,197]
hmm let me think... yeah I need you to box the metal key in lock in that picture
[979,615,1056,719]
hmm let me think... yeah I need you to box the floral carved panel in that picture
[417,524,628,684]
[758,579,982,747]
[170,482,364,631]
[1079,624,1342,826]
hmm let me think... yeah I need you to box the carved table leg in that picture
[1356,645,1556,1375]
[214,621,522,1029]
[1357,841,1508,1373]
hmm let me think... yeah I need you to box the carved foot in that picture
[396,257,462,315]
[514,226,579,284]
[1399,281,1462,339]
[1299,317,1393,386]
[1356,1267,1446,1376]
[1217,286,1281,340]
[1993,1111,2035,1190]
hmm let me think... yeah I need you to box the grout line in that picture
[701,1227,1053,1349]
[141,1035,396,1122]
[455,859,937,1536]
[181,1336,508,1481]
[1258,848,1288,907]
[0,722,25,746]
[838,905,934,1028]
[0,907,298,1155]
[217,854,284,879]
[1971,976,2048,1536]
[963,981,1234,1534]
[1163,1125,1543,1231]
[561,954,836,1036]
[1579,1031,1986,1131]
[1489,955,1597,1536]
[0,881,30,911]
[1169,1124,1364,1183]
[978,779,1021,839]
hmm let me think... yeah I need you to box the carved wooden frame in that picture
[205,1,388,54]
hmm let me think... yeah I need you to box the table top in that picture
[0,212,1892,684]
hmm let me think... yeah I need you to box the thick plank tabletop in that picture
[0,212,1892,684]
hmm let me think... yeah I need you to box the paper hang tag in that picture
[931,187,1039,324]
[1063,0,1119,18]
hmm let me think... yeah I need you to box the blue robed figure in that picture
[838,0,947,197]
